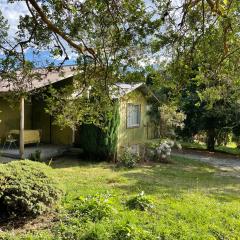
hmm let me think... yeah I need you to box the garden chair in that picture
[2,134,18,150]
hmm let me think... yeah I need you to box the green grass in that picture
[180,141,207,150]
[1,156,240,239]
[180,141,240,155]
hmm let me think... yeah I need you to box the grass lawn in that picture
[180,141,240,155]
[1,156,240,239]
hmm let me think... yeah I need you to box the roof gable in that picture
[110,83,145,99]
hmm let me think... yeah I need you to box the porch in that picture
[0,144,70,161]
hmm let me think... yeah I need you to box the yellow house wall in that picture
[51,124,73,145]
[0,85,149,148]
[0,97,32,141]
[32,99,51,143]
[117,90,149,151]
[32,98,72,145]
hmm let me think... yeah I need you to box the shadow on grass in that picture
[0,211,57,232]
[116,156,240,201]
[50,155,112,169]
[50,154,240,202]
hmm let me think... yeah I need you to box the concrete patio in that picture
[0,144,70,161]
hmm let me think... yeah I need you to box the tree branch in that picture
[27,0,96,59]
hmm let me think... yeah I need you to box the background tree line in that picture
[1,0,240,151]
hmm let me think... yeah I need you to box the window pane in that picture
[127,104,140,127]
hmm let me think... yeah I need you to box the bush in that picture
[77,102,120,162]
[0,160,61,219]
[111,221,155,240]
[68,193,114,222]
[80,222,110,240]
[145,140,178,163]
[54,217,111,240]
[156,141,173,162]
[118,148,140,168]
[29,150,42,162]
[126,192,154,211]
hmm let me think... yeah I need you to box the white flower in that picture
[176,143,182,150]
[168,140,175,147]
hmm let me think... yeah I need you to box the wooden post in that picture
[19,96,25,159]
[72,127,75,146]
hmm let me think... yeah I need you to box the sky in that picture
[0,0,76,67]
[0,0,172,68]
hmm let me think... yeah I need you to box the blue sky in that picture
[0,0,170,68]
[0,0,76,67]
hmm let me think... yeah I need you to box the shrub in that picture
[77,102,120,162]
[0,160,61,219]
[126,192,154,211]
[156,141,173,163]
[111,222,136,240]
[80,222,110,240]
[118,148,140,168]
[68,193,114,222]
[111,221,155,240]
[54,217,110,240]
[29,150,42,162]
[145,140,179,163]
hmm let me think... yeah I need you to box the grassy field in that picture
[1,156,240,239]
[180,141,240,155]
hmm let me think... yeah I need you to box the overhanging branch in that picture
[27,0,96,59]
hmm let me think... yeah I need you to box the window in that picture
[127,104,141,128]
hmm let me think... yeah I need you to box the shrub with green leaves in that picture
[54,217,111,240]
[68,193,114,222]
[118,148,140,168]
[29,150,42,162]
[111,221,155,240]
[80,222,110,240]
[126,192,154,211]
[0,160,61,219]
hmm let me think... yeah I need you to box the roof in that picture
[111,83,145,99]
[0,66,145,99]
[0,65,76,93]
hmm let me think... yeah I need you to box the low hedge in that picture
[0,160,61,219]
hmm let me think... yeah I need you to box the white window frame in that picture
[126,104,141,128]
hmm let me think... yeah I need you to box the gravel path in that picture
[172,149,240,177]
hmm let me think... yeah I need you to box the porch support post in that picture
[19,96,25,159]
[72,127,75,146]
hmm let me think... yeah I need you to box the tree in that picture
[2,0,240,151]
[149,0,240,150]
[0,0,161,129]
[177,76,240,151]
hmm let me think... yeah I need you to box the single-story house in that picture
[0,66,158,159]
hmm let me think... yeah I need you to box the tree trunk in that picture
[206,128,215,151]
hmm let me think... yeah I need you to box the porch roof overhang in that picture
[0,65,76,94]
[0,65,149,101]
